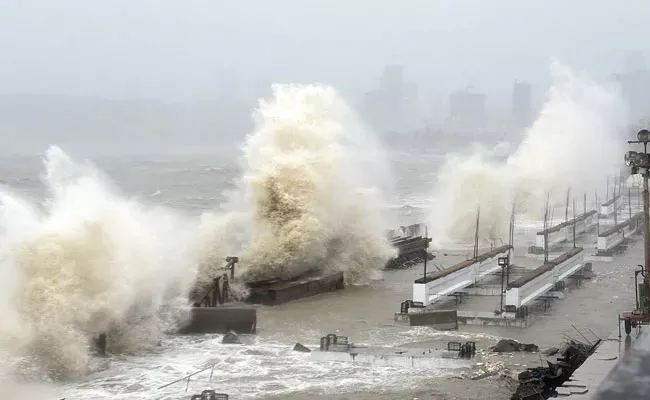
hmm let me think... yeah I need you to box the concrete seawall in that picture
[556,328,648,398]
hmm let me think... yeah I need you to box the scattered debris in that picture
[471,360,507,380]
[190,389,229,400]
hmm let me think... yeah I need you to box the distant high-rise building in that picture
[448,87,486,124]
[614,52,650,123]
[624,51,646,73]
[364,64,419,133]
[380,65,404,94]
[512,81,532,126]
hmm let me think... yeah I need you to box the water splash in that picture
[431,61,627,247]
[196,84,396,285]
[0,146,196,380]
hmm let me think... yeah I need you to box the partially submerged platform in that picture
[245,271,345,306]
[599,193,623,218]
[528,211,598,254]
[594,211,643,258]
[505,247,586,317]
[412,245,512,307]
[310,334,477,369]
[397,246,591,328]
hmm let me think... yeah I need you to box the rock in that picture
[293,343,311,353]
[520,343,539,352]
[542,347,560,356]
[491,339,521,353]
[490,339,539,353]
[222,331,241,344]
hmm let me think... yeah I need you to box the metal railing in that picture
[158,363,220,392]
[195,274,231,307]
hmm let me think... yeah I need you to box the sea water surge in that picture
[0,64,638,399]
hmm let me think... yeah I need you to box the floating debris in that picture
[190,390,229,400]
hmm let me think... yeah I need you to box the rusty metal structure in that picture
[620,129,650,335]
[180,256,256,335]
[191,390,229,400]
[446,341,477,359]
[385,223,433,269]
[192,257,238,307]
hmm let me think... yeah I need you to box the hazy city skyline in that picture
[1,0,649,104]
[1,0,649,156]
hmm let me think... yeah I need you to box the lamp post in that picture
[423,224,430,282]
[498,256,509,313]
[624,129,650,324]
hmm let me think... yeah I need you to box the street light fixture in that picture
[625,151,650,168]
[638,129,650,143]
[625,151,638,167]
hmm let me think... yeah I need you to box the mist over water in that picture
[431,62,627,247]
[0,147,196,380]
[197,84,396,285]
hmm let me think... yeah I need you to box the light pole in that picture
[498,256,509,313]
[622,129,650,332]
[625,130,650,274]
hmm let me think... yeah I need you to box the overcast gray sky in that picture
[0,0,648,105]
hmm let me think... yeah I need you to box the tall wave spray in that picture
[197,84,396,286]
[431,62,627,246]
[0,147,195,381]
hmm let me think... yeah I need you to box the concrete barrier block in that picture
[177,305,257,334]
[408,310,458,330]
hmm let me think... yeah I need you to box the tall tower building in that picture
[615,52,650,123]
[448,87,486,124]
[364,64,418,133]
[624,51,646,73]
[512,80,532,127]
